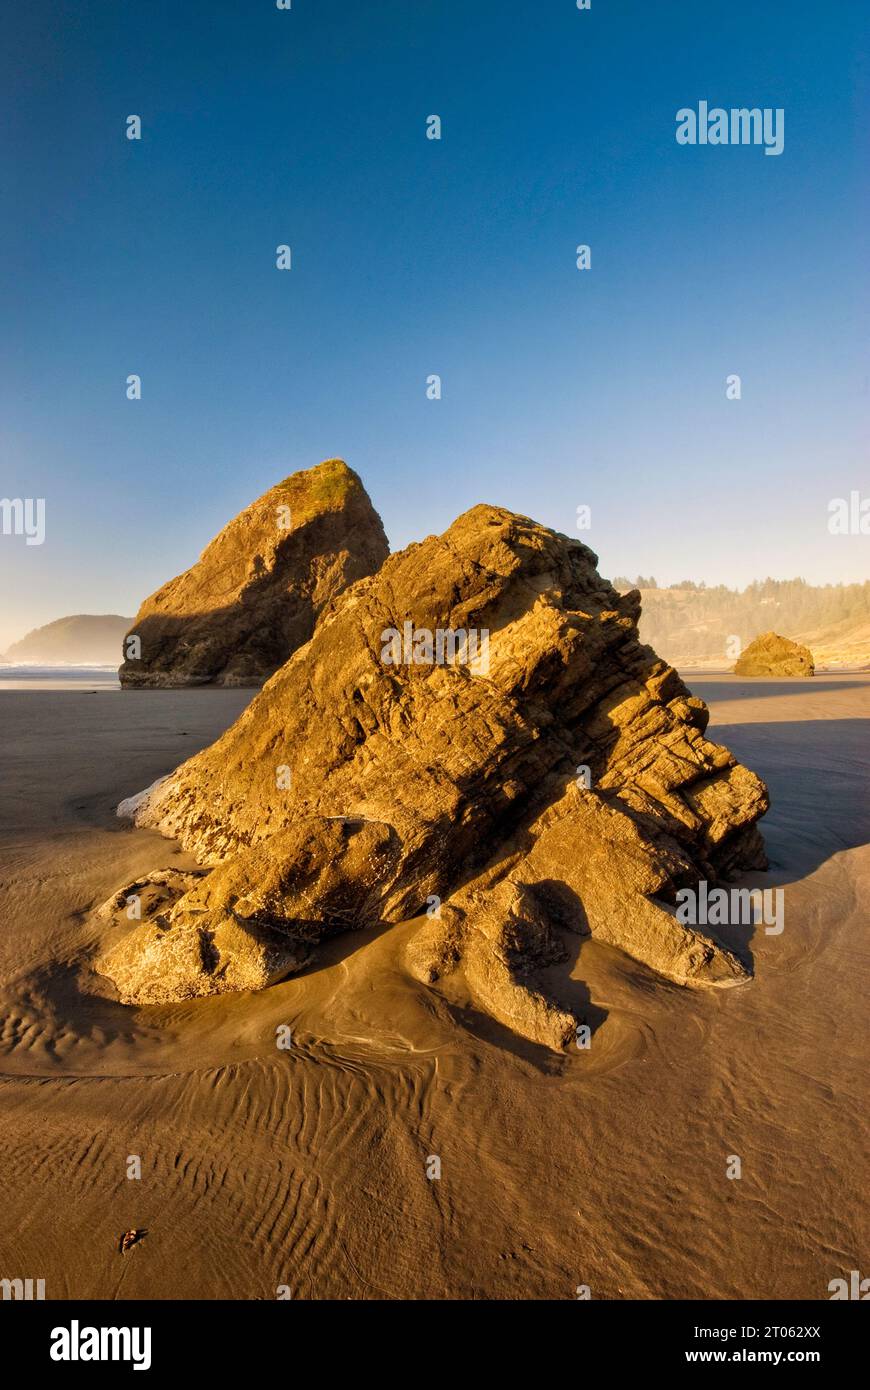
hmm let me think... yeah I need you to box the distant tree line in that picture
[609,577,870,660]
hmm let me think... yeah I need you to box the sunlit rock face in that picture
[118,458,389,688]
[734,631,815,678]
[102,504,769,1048]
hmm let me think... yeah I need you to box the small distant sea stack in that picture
[734,631,815,677]
[118,459,389,688]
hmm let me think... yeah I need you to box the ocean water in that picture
[0,664,120,690]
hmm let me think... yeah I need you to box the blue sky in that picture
[1,0,867,648]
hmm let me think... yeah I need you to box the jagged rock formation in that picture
[99,505,769,1047]
[118,459,389,687]
[733,631,814,677]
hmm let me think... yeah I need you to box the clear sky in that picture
[1,0,867,650]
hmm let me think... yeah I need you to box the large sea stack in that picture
[100,504,770,1048]
[118,458,389,687]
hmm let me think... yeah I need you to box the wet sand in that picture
[0,677,867,1299]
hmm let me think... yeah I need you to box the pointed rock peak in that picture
[119,458,389,688]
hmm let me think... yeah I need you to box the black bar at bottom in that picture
[1,1297,863,1374]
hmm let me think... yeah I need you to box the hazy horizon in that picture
[6,552,870,656]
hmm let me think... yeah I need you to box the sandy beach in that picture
[0,676,867,1300]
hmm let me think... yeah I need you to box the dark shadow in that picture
[434,910,608,1072]
[693,902,758,963]
[11,916,402,1062]
[622,712,869,970]
[532,879,591,934]
[537,925,609,1028]
[703,717,870,879]
[290,916,399,973]
[441,1000,574,1074]
[9,959,155,1053]
[688,679,870,702]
